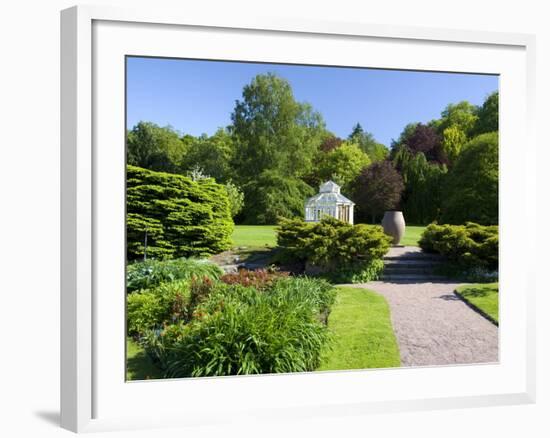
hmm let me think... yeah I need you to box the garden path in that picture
[350,279,499,367]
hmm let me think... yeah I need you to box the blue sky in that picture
[126,57,498,147]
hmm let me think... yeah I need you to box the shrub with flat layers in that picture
[419,222,498,270]
[127,165,234,260]
[141,278,336,377]
[126,257,223,293]
[277,217,391,282]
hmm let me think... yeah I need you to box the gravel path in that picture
[351,281,499,367]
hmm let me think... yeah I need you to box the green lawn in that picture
[126,337,163,381]
[455,283,499,324]
[231,225,278,248]
[399,225,425,246]
[318,287,401,371]
[232,224,426,249]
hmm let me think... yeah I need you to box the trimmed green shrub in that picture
[141,278,335,377]
[419,222,498,270]
[127,279,190,336]
[126,257,223,293]
[127,165,234,260]
[276,217,391,282]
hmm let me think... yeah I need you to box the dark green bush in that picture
[126,257,223,293]
[419,222,498,270]
[127,165,234,260]
[141,277,335,377]
[127,279,190,337]
[276,217,391,282]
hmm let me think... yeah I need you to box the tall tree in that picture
[473,92,499,136]
[352,161,404,223]
[348,122,388,162]
[404,123,441,154]
[319,135,343,153]
[441,132,499,225]
[441,125,468,165]
[436,101,479,137]
[230,73,326,223]
[393,148,447,224]
[127,122,188,173]
[313,142,371,189]
[181,128,235,182]
[231,73,326,182]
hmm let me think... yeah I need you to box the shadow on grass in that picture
[127,347,164,381]
[459,285,495,298]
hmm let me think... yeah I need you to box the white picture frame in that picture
[60,4,536,433]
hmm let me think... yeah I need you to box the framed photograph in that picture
[61,4,536,433]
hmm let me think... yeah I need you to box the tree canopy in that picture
[352,161,405,223]
[126,73,498,228]
[441,132,499,225]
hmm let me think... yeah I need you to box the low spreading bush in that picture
[276,217,391,282]
[126,258,223,293]
[127,279,190,337]
[419,222,498,270]
[140,277,336,377]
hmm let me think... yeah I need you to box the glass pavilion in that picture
[304,181,355,225]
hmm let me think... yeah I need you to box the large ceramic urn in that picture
[382,211,406,245]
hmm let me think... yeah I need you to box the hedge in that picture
[419,222,498,270]
[127,165,234,260]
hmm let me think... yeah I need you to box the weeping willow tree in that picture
[393,148,447,225]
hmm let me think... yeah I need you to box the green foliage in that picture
[348,123,388,162]
[436,101,479,137]
[473,92,499,136]
[127,165,234,259]
[393,148,447,224]
[419,222,498,270]
[277,217,391,281]
[324,259,385,283]
[231,73,326,180]
[181,128,235,182]
[126,257,223,293]
[141,278,336,377]
[313,141,371,189]
[441,132,498,225]
[239,170,315,224]
[351,161,405,223]
[127,122,187,173]
[230,73,327,223]
[223,180,245,218]
[127,279,190,336]
[441,124,467,164]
